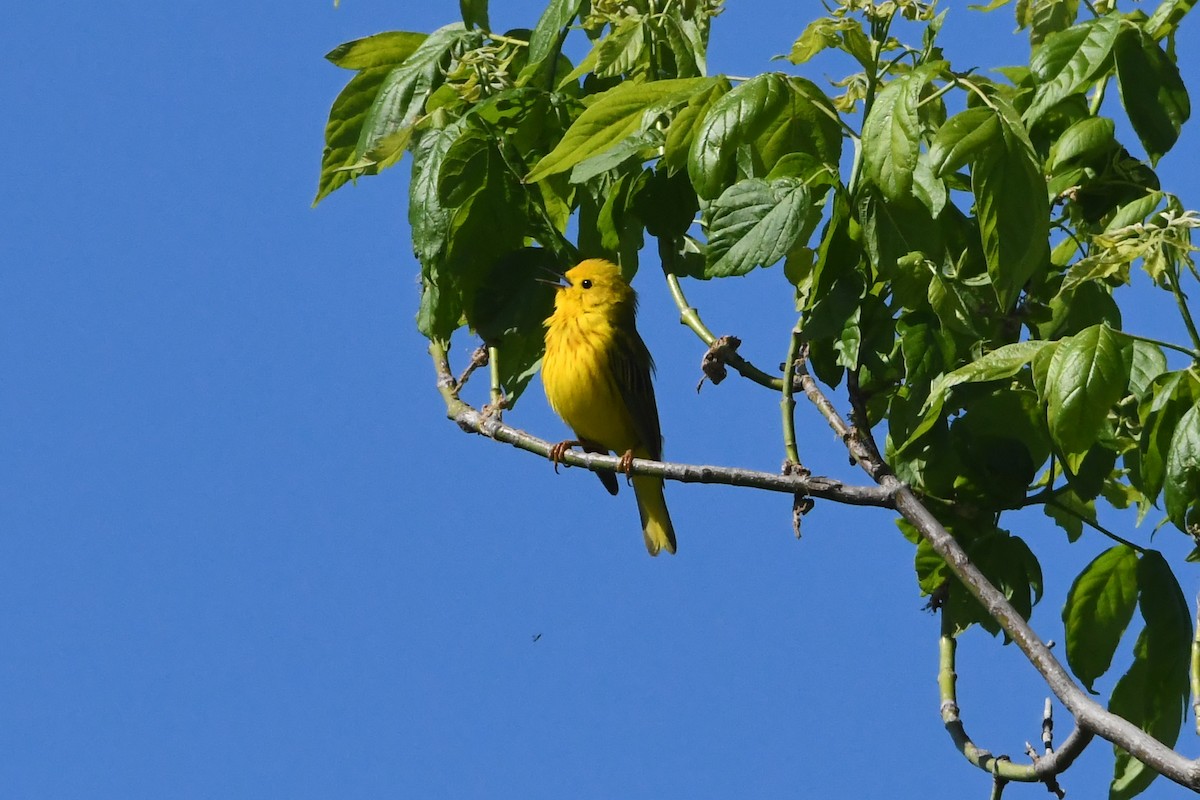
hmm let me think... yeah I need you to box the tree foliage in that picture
[316,0,1200,795]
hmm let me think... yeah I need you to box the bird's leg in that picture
[617,449,636,486]
[549,440,585,473]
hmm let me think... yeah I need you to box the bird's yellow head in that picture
[551,258,637,320]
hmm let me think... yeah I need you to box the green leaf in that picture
[973,101,1050,310]
[1023,0,1081,45]
[662,11,707,78]
[634,168,700,239]
[594,17,647,78]
[526,78,715,182]
[1044,488,1093,542]
[663,78,730,173]
[900,341,1051,455]
[1047,116,1116,171]
[949,529,1043,636]
[688,73,790,199]
[1110,550,1190,800]
[1115,28,1191,164]
[705,178,812,278]
[527,0,583,67]
[951,390,1050,509]
[464,249,558,405]
[928,107,1001,177]
[1045,324,1132,454]
[1137,371,1199,502]
[325,31,428,70]
[364,25,475,155]
[927,341,1052,411]
[1164,402,1200,531]
[861,65,940,201]
[568,127,662,183]
[1062,544,1139,692]
[1023,15,1123,124]
[459,0,490,31]
[787,17,856,65]
[749,77,843,180]
[1145,0,1198,40]
[409,121,465,267]
[1128,340,1167,398]
[315,66,396,204]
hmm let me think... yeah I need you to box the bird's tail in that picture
[632,474,677,556]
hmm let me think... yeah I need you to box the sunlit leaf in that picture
[1062,544,1139,692]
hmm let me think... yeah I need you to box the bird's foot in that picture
[617,449,636,485]
[549,440,584,473]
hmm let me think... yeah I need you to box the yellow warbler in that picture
[542,258,677,556]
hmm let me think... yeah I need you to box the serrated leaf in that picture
[1062,544,1139,692]
[687,73,790,199]
[1165,403,1200,531]
[1115,28,1191,165]
[409,121,466,267]
[315,66,395,203]
[594,17,647,78]
[663,11,706,78]
[527,78,714,182]
[1023,15,1123,124]
[1146,0,1198,40]
[705,178,812,277]
[325,31,429,70]
[1046,324,1133,453]
[357,25,473,158]
[750,77,843,179]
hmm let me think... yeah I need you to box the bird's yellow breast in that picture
[542,310,642,454]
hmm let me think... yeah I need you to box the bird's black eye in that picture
[581,279,593,289]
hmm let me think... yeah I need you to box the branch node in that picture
[455,345,490,392]
[697,335,742,391]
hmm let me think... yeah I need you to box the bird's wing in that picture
[612,328,663,460]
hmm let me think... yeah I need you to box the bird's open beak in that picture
[536,264,569,289]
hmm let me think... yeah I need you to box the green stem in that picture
[1165,267,1200,356]
[1123,330,1200,360]
[1192,598,1200,736]
[1044,498,1146,553]
[781,327,803,465]
[954,76,1000,111]
[661,267,785,390]
[487,32,530,47]
[487,345,504,411]
[916,79,957,109]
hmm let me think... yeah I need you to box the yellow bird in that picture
[542,258,677,556]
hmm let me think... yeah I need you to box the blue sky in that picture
[4,2,1199,798]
